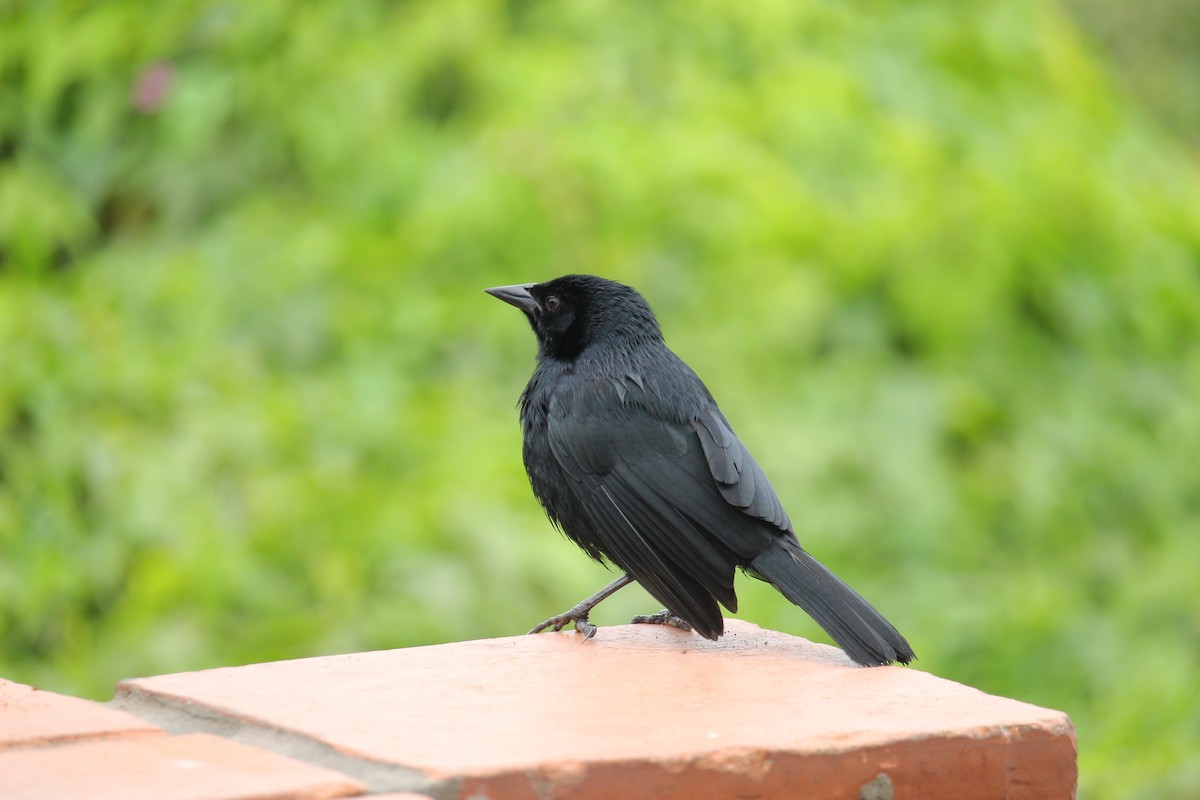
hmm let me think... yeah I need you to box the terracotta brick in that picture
[115,620,1077,799]
[0,678,162,750]
[0,732,363,800]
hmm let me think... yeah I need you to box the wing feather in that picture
[693,407,791,530]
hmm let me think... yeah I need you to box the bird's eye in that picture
[544,295,561,313]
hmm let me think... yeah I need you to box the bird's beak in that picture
[484,283,539,315]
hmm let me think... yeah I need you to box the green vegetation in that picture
[2,2,1197,797]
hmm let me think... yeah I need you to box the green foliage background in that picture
[2,2,1198,797]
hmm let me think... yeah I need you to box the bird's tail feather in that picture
[750,539,915,666]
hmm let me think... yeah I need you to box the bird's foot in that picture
[527,575,637,642]
[630,609,693,631]
[528,606,599,640]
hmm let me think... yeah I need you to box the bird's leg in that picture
[630,609,693,631]
[528,574,635,641]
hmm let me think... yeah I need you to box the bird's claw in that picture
[528,610,598,640]
[630,609,692,631]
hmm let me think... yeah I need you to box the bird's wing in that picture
[544,375,793,639]
[691,406,792,532]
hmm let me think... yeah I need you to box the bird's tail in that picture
[750,538,915,666]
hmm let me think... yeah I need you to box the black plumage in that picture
[486,274,915,666]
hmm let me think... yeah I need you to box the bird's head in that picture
[485,274,663,361]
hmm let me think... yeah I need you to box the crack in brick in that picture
[110,684,458,799]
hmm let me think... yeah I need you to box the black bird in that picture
[486,274,914,666]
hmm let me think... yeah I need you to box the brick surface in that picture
[116,620,1077,799]
[0,732,364,800]
[0,678,162,750]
